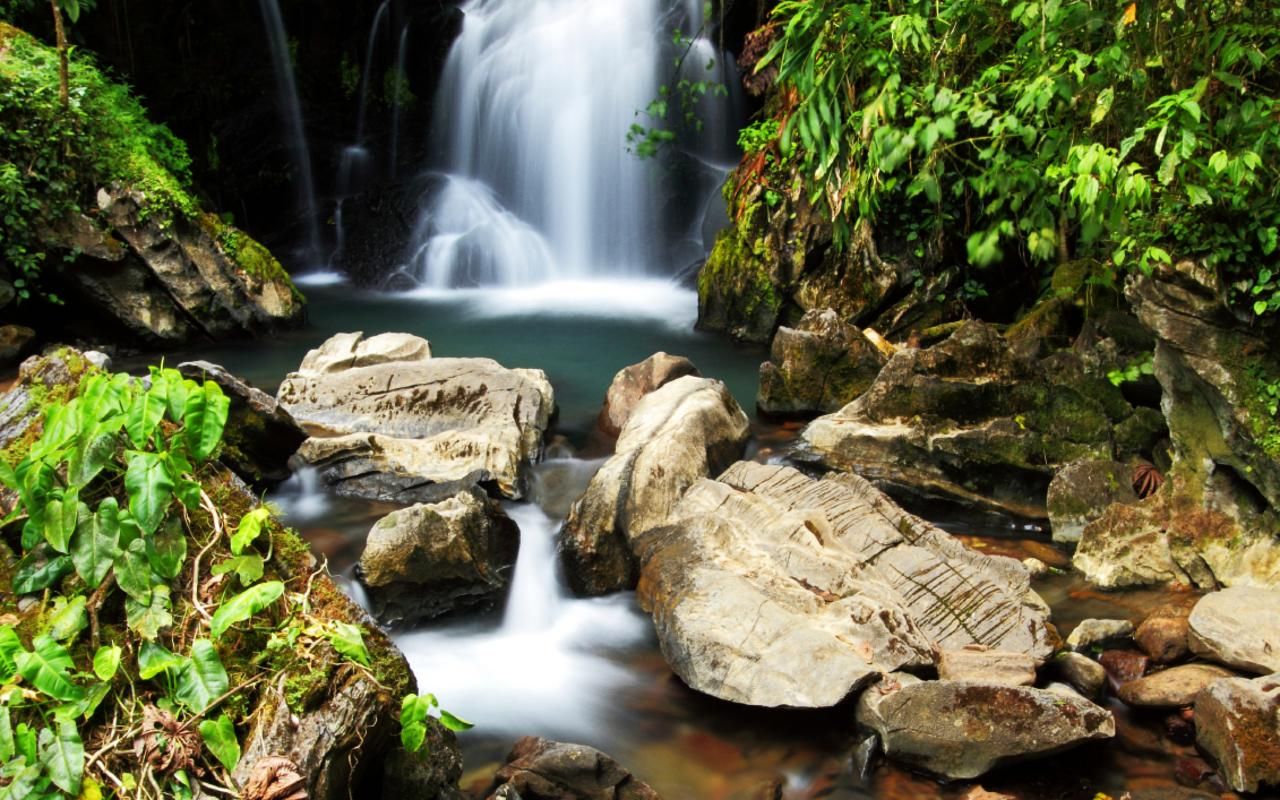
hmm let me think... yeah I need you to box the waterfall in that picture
[257,0,322,263]
[389,22,412,178]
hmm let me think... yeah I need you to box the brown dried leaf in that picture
[242,756,308,800]
[133,706,202,776]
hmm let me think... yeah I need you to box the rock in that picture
[596,352,700,438]
[1051,652,1107,698]
[0,348,95,490]
[959,788,1016,800]
[1046,460,1139,543]
[1187,586,1280,674]
[560,376,748,596]
[380,720,465,798]
[178,360,306,485]
[484,736,660,800]
[358,487,518,625]
[634,462,1056,708]
[799,320,1133,519]
[756,309,885,417]
[0,280,13,310]
[936,648,1036,686]
[0,325,35,368]
[82,350,112,370]
[1099,650,1149,689]
[1117,663,1238,708]
[1194,673,1280,793]
[1066,618,1135,650]
[1021,557,1048,577]
[1134,604,1192,664]
[279,332,555,500]
[855,677,1114,780]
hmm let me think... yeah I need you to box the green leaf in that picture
[125,451,174,535]
[92,645,121,682]
[198,714,241,772]
[45,596,87,643]
[43,492,84,553]
[15,635,83,703]
[126,583,173,640]
[137,641,183,680]
[231,507,272,555]
[0,705,12,762]
[210,581,284,640]
[175,639,229,713]
[438,709,474,732]
[210,554,264,586]
[114,538,155,604]
[400,693,433,753]
[0,627,22,682]
[38,718,84,795]
[71,498,122,589]
[67,425,121,488]
[1090,87,1114,126]
[182,381,230,463]
[146,516,187,580]
[13,551,73,595]
[327,622,370,667]
[125,389,166,449]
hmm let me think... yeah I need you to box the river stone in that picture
[936,648,1036,686]
[596,351,700,438]
[178,360,306,486]
[1134,603,1192,664]
[1046,460,1138,544]
[1117,663,1238,708]
[634,462,1056,708]
[1193,673,1280,793]
[856,677,1114,779]
[279,332,554,499]
[358,487,519,625]
[484,736,660,800]
[1051,652,1107,698]
[560,376,749,596]
[1187,587,1280,674]
[1066,618,1135,650]
[756,308,885,417]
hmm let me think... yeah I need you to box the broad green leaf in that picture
[114,538,155,604]
[13,551,73,595]
[126,389,166,449]
[67,425,121,488]
[399,693,437,752]
[92,645,121,682]
[198,714,241,772]
[175,639,229,713]
[38,718,84,795]
[0,761,39,800]
[125,451,174,535]
[42,492,85,553]
[0,705,12,762]
[60,680,111,722]
[71,498,122,589]
[15,720,36,764]
[146,517,187,580]
[438,709,474,732]
[0,627,22,682]
[211,554,264,586]
[126,584,173,640]
[231,507,272,555]
[15,635,83,703]
[137,641,183,680]
[327,622,370,666]
[45,596,87,643]
[183,382,230,463]
[210,581,284,640]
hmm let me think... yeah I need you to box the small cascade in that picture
[270,466,331,521]
[389,21,412,178]
[257,0,322,264]
[499,504,562,632]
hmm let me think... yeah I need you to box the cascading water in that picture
[389,22,412,178]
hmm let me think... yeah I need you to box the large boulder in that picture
[634,462,1056,708]
[1193,673,1280,794]
[596,352,700,438]
[757,308,886,418]
[358,487,519,625]
[1187,586,1280,674]
[1046,459,1139,544]
[798,320,1135,518]
[178,360,306,486]
[483,737,660,800]
[278,332,555,500]
[559,376,749,596]
[855,674,1114,780]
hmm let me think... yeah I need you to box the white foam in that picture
[292,271,348,287]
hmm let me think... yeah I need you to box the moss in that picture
[698,212,785,342]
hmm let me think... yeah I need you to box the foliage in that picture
[1107,354,1155,387]
[743,0,1280,317]
[399,693,471,755]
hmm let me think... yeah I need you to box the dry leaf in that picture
[242,756,308,800]
[1121,3,1137,25]
[134,706,202,776]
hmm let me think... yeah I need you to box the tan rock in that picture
[937,648,1036,686]
[596,351,700,438]
[1117,663,1237,707]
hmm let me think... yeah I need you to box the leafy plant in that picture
[399,693,472,754]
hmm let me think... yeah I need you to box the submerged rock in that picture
[1046,459,1139,544]
[1193,673,1280,793]
[484,736,660,800]
[560,376,749,596]
[635,462,1056,708]
[279,332,554,500]
[1187,587,1280,674]
[856,675,1114,779]
[358,487,519,626]
[756,308,885,417]
[596,351,700,438]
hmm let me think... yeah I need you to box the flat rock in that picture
[856,677,1114,779]
[634,462,1056,708]
[1067,618,1135,650]
[484,736,660,800]
[1193,673,1280,793]
[596,352,700,438]
[1188,586,1280,674]
[1117,663,1238,707]
[560,376,749,596]
[936,648,1036,686]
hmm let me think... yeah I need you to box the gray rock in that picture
[1050,652,1107,698]
[634,462,1056,708]
[82,350,112,370]
[0,325,35,368]
[381,720,465,798]
[1193,673,1280,793]
[757,309,885,417]
[1066,618,1135,650]
[936,648,1036,686]
[1047,460,1138,544]
[1188,587,1280,674]
[358,487,519,625]
[560,376,749,596]
[856,677,1114,779]
[596,352,700,438]
[484,736,660,800]
[1117,663,1238,707]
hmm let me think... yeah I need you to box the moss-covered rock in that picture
[757,308,886,418]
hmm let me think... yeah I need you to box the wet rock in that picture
[596,352,700,438]
[1187,586,1280,674]
[634,462,1056,708]
[178,360,306,485]
[0,348,91,459]
[0,325,35,368]
[1046,460,1139,544]
[381,720,465,799]
[82,350,112,370]
[279,332,555,500]
[1099,650,1150,689]
[1117,663,1238,708]
[1193,673,1280,793]
[358,487,519,626]
[855,676,1114,780]
[1022,557,1049,577]
[560,376,748,596]
[756,309,885,417]
[1066,618,1134,651]
[484,736,660,800]
[936,648,1036,687]
[1050,652,1107,699]
[1134,604,1192,664]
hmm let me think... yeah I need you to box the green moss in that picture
[201,214,302,300]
